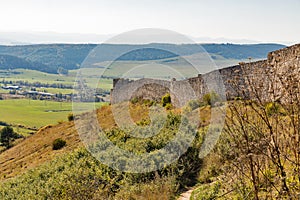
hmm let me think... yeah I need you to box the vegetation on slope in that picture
[0,148,178,200]
[190,59,300,199]
[190,101,300,199]
[0,121,82,180]
[0,105,206,199]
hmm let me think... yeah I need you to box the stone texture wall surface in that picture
[111,78,170,104]
[110,44,300,107]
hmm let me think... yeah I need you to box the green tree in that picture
[0,126,14,148]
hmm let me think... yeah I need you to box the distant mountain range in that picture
[0,31,295,45]
[0,43,286,74]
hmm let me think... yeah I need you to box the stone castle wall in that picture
[110,44,300,107]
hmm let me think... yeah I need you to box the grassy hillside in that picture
[0,147,177,200]
[0,121,81,180]
[0,103,149,180]
[0,102,208,199]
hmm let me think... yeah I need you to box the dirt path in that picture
[177,188,194,200]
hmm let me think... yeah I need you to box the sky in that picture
[0,0,299,44]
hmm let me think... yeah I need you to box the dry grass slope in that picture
[0,122,82,180]
[0,101,210,185]
[0,102,152,181]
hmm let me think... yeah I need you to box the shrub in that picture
[0,126,18,148]
[234,96,243,101]
[162,93,171,107]
[265,102,282,116]
[52,138,66,150]
[136,118,151,126]
[130,97,140,104]
[165,103,173,110]
[143,99,155,107]
[67,113,74,121]
[0,121,8,126]
[184,99,201,112]
[115,176,177,200]
[191,182,221,200]
[202,91,220,106]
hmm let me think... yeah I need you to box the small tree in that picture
[0,126,14,148]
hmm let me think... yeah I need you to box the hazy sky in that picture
[0,0,299,44]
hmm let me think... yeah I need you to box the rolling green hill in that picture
[0,44,95,72]
[0,43,285,74]
[0,54,50,73]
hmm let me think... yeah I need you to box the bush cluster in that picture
[52,138,66,150]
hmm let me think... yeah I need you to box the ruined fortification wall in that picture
[266,44,300,102]
[110,78,171,104]
[110,44,300,107]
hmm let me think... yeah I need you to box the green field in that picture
[0,68,111,132]
[92,54,246,79]
[0,68,113,93]
[34,87,75,94]
[0,99,106,129]
[0,69,74,85]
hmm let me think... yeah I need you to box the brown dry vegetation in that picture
[0,99,207,199]
[0,102,162,181]
[97,103,150,130]
[0,122,82,180]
